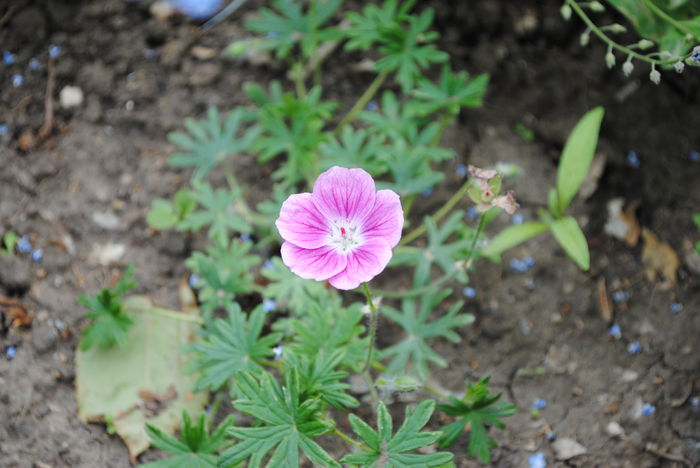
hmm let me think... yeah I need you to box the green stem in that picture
[422,384,451,401]
[567,0,692,65]
[361,282,378,374]
[363,370,380,405]
[640,0,697,40]
[369,271,455,299]
[134,306,204,325]
[334,70,389,135]
[333,427,372,451]
[465,213,487,269]
[402,194,416,220]
[291,61,307,98]
[431,113,454,147]
[400,178,472,246]
[207,389,225,428]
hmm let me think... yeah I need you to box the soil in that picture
[1,1,699,467]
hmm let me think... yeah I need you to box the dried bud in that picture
[588,1,605,12]
[468,165,497,181]
[622,59,634,77]
[649,68,661,85]
[605,50,616,69]
[560,4,572,20]
[674,61,685,73]
[491,191,518,215]
[637,39,654,50]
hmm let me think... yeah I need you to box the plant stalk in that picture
[361,282,378,373]
[334,70,389,135]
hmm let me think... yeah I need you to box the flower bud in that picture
[649,68,661,85]
[607,23,626,34]
[637,39,654,50]
[691,45,700,63]
[580,30,590,47]
[560,4,572,20]
[605,50,616,69]
[622,59,634,77]
[674,61,685,73]
[588,1,605,12]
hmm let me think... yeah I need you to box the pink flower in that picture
[276,166,403,290]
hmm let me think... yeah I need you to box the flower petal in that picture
[276,193,330,249]
[328,238,392,290]
[361,189,403,248]
[280,242,347,281]
[312,166,376,223]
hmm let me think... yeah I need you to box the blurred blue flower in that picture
[455,164,468,177]
[263,298,276,313]
[3,51,15,65]
[188,273,201,288]
[641,403,655,416]
[421,187,433,197]
[462,286,476,299]
[546,432,557,441]
[273,345,283,360]
[690,396,699,407]
[28,58,41,71]
[690,151,699,162]
[627,151,640,168]
[528,451,546,468]
[17,235,32,253]
[627,341,642,355]
[670,302,682,314]
[512,213,525,225]
[531,398,547,410]
[0,124,8,136]
[263,259,275,270]
[365,100,378,112]
[170,0,223,19]
[466,206,479,220]
[31,249,43,262]
[49,45,61,58]
[612,291,629,303]
[240,233,252,243]
[510,257,534,272]
[12,74,24,87]
[144,49,156,60]
[609,324,621,339]
[6,346,16,359]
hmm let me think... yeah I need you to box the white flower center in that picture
[328,219,363,253]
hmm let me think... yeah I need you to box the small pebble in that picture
[12,74,24,87]
[59,85,84,109]
[466,206,479,219]
[272,345,283,360]
[6,346,16,359]
[528,451,546,468]
[49,45,61,58]
[627,341,642,355]
[690,151,699,162]
[28,58,41,70]
[17,235,32,253]
[54,319,65,330]
[462,286,476,299]
[262,298,276,313]
[641,403,655,416]
[31,249,43,262]
[188,273,201,288]
[455,164,468,177]
[0,124,8,136]
[627,151,640,168]
[612,291,629,303]
[365,100,378,112]
[609,324,621,339]
[512,213,525,225]
[605,421,624,437]
[670,302,682,314]
[3,51,15,65]
[532,398,547,410]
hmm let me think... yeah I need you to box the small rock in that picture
[545,344,578,374]
[91,211,122,230]
[191,45,216,60]
[188,63,221,86]
[620,369,638,382]
[150,0,176,20]
[32,323,58,354]
[552,438,587,460]
[87,242,126,266]
[59,85,84,109]
[605,421,625,438]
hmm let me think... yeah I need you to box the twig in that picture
[38,57,56,140]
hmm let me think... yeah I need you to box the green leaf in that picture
[341,400,453,467]
[167,108,259,181]
[219,370,340,468]
[408,65,489,117]
[1,231,18,255]
[286,349,360,410]
[318,126,390,176]
[550,216,590,270]
[380,289,473,380]
[261,257,334,315]
[437,377,516,463]
[76,296,208,460]
[186,305,282,392]
[147,199,180,230]
[78,265,137,351]
[480,222,549,259]
[185,239,260,314]
[140,413,234,468]
[556,107,604,213]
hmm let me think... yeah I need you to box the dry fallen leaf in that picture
[597,277,613,323]
[604,198,640,246]
[641,228,680,290]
